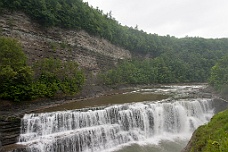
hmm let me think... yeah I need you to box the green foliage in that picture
[101,48,226,85]
[209,55,228,90]
[0,37,84,102]
[0,37,33,101]
[101,59,167,85]
[32,58,84,98]
[189,109,228,152]
[2,0,228,57]
[0,37,26,68]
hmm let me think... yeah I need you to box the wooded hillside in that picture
[1,0,228,56]
[1,0,228,90]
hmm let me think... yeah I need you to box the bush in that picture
[32,58,84,98]
[0,37,85,101]
[0,37,34,101]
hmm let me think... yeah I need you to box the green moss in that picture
[190,109,228,152]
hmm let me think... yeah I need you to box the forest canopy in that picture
[1,0,228,57]
[101,49,226,85]
[209,55,228,91]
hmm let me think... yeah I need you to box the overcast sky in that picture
[83,0,228,38]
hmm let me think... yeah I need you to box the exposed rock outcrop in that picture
[0,10,131,72]
[0,116,21,148]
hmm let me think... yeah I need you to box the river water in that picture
[15,84,215,152]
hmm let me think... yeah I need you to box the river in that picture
[14,84,216,152]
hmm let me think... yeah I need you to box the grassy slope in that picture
[185,109,228,152]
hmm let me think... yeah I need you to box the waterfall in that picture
[17,98,213,152]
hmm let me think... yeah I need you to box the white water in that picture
[17,86,214,152]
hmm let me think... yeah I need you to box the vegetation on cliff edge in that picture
[187,109,228,152]
[0,37,84,102]
[1,0,228,57]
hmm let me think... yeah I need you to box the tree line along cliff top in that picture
[1,0,228,56]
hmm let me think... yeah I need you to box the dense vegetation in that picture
[32,58,84,98]
[101,49,227,85]
[186,109,228,152]
[209,55,228,92]
[0,37,84,101]
[0,36,33,101]
[1,0,228,57]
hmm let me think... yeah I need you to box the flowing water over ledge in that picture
[14,85,214,152]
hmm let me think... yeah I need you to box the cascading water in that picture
[17,96,214,152]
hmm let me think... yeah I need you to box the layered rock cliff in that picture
[0,10,132,149]
[0,10,131,73]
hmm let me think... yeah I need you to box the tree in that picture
[0,37,26,69]
[209,55,228,90]
[32,58,84,98]
[0,37,33,101]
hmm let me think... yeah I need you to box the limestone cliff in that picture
[0,10,131,74]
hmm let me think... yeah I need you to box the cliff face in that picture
[0,11,132,148]
[0,10,131,73]
[0,117,21,147]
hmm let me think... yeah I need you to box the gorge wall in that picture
[0,10,131,74]
[0,10,132,149]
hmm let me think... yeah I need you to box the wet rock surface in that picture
[0,117,21,149]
